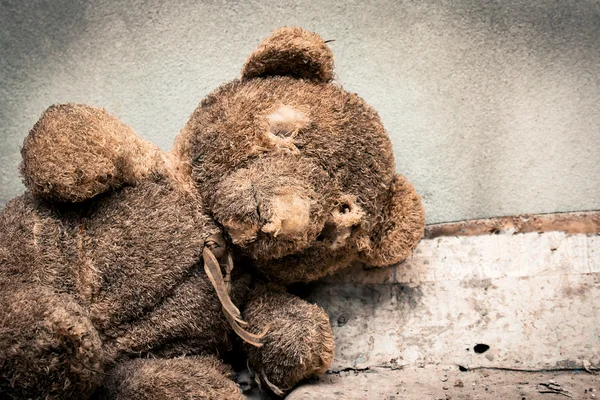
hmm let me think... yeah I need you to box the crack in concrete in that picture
[327,364,598,375]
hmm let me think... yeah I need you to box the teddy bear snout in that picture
[210,158,327,254]
[220,190,312,246]
[213,181,315,250]
[260,192,311,238]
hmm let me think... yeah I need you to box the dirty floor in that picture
[283,366,599,399]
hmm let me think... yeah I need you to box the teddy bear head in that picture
[174,27,425,284]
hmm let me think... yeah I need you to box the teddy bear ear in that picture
[241,27,334,83]
[358,174,425,267]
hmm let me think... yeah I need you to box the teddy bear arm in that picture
[97,356,244,400]
[359,173,425,266]
[20,103,162,202]
[242,283,334,395]
[0,285,105,399]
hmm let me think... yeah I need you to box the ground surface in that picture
[244,366,599,399]
[286,366,599,400]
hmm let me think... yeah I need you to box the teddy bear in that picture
[0,27,424,399]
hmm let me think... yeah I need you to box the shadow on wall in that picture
[1,0,599,222]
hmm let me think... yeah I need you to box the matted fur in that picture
[1,106,247,398]
[20,104,162,202]
[242,27,334,83]
[359,174,426,265]
[176,75,424,283]
[0,286,104,399]
[99,356,244,400]
[177,28,424,394]
[242,283,334,392]
[0,27,424,398]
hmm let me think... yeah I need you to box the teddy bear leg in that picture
[97,356,244,400]
[242,283,334,396]
[0,285,105,399]
[20,103,161,202]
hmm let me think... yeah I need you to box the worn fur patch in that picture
[265,105,309,151]
[268,105,309,136]
[261,193,311,237]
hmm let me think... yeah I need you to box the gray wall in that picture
[1,0,599,223]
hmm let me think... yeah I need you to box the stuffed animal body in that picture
[0,27,424,399]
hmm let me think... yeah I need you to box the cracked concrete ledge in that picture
[279,212,599,399]
[310,231,599,371]
[424,211,600,238]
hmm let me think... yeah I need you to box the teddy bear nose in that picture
[218,190,311,245]
[260,193,311,237]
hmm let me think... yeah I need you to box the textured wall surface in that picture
[1,0,599,223]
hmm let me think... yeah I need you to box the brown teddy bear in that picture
[0,27,424,399]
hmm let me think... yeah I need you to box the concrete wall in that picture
[1,0,599,223]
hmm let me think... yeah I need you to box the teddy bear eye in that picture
[340,202,352,214]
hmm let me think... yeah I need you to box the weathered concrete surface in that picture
[272,230,600,399]
[1,0,600,223]
[308,231,600,371]
[287,367,599,400]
